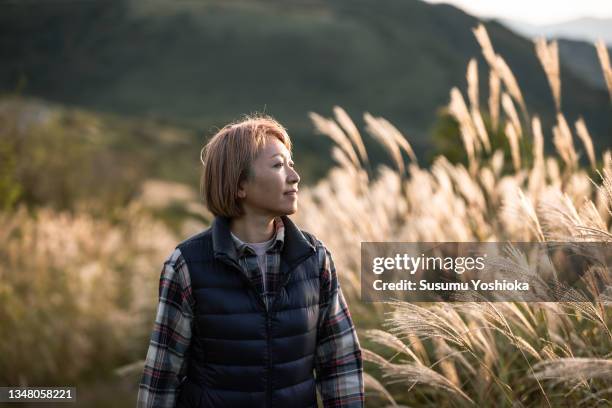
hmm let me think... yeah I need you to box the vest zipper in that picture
[267,249,315,407]
[266,313,271,407]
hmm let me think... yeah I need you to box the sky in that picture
[422,0,612,25]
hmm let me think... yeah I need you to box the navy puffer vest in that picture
[175,215,321,408]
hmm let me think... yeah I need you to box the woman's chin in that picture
[282,205,298,215]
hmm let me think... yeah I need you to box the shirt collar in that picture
[212,214,313,269]
[230,216,285,258]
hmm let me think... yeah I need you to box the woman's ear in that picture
[237,180,247,199]
[237,166,253,199]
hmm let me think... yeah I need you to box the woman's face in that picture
[237,136,300,217]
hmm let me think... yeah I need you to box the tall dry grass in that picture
[596,40,612,103]
[0,200,178,385]
[294,24,612,407]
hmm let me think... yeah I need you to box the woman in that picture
[137,115,364,408]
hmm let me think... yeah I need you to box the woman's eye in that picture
[274,163,283,168]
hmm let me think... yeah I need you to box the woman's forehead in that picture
[260,137,291,159]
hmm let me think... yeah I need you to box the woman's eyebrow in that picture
[270,153,292,161]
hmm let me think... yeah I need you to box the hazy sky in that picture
[422,0,612,25]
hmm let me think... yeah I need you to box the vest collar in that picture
[212,215,314,266]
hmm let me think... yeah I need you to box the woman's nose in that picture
[288,167,300,184]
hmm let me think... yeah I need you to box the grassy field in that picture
[1,23,611,407]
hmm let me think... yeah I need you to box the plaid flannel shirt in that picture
[137,217,364,407]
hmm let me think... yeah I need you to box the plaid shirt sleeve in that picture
[315,245,365,407]
[137,248,194,408]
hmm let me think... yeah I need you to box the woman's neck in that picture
[230,214,276,243]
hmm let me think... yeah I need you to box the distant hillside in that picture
[558,39,611,91]
[500,17,612,91]
[503,17,612,46]
[1,0,611,183]
[0,95,204,212]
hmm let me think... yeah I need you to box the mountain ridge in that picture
[1,0,610,183]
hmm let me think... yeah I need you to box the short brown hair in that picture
[200,114,292,218]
